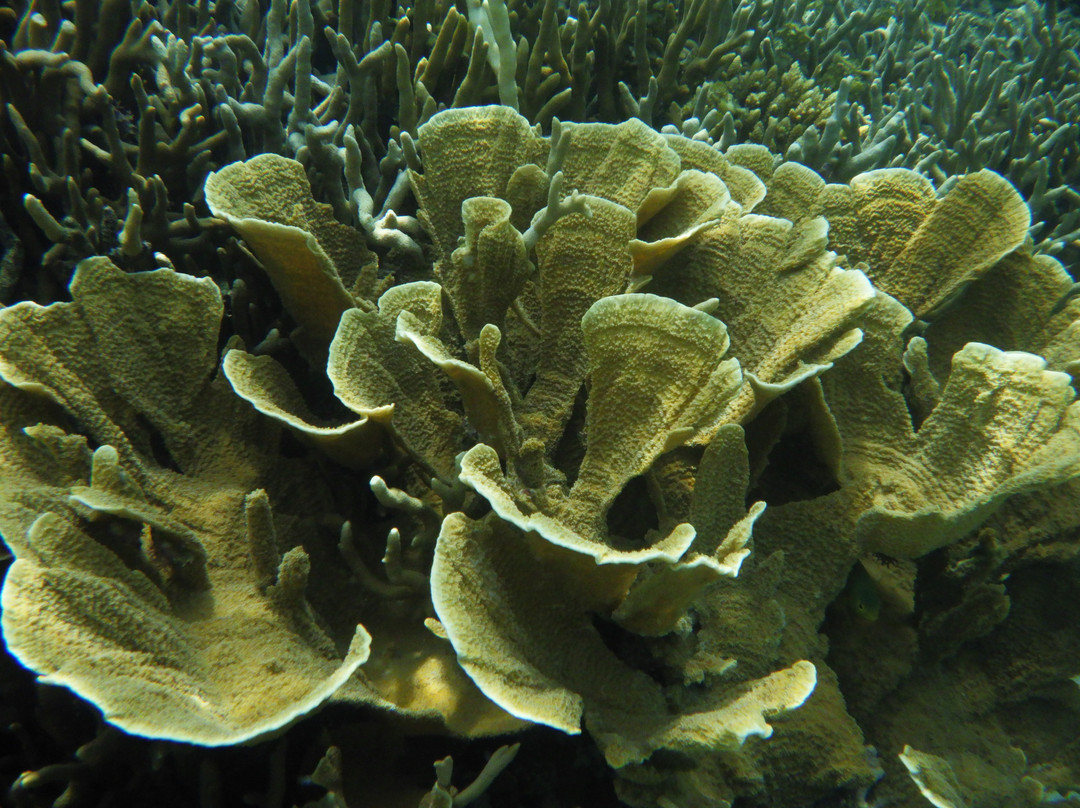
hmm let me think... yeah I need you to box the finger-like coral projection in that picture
[3,100,1080,808]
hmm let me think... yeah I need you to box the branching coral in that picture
[2,0,1077,317]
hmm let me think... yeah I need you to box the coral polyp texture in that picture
[2,98,1080,807]
[1,0,1080,806]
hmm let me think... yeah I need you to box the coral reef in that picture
[3,100,1080,806]
[1,0,1080,806]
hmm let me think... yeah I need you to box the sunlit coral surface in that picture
[1,1,1080,807]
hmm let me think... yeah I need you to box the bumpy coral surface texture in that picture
[2,104,1080,808]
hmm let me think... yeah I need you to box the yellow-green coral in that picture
[0,259,372,745]
[2,104,1080,808]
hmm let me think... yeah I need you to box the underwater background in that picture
[1,0,1080,806]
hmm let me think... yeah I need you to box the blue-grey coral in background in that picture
[650,0,1080,263]
[1,0,1078,309]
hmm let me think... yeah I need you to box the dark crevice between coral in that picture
[76,511,212,615]
[746,424,839,508]
[133,412,181,473]
[606,474,661,550]
[550,383,588,484]
[590,611,669,689]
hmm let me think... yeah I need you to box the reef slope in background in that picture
[1,1,1079,807]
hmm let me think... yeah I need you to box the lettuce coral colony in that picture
[1,0,1080,807]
